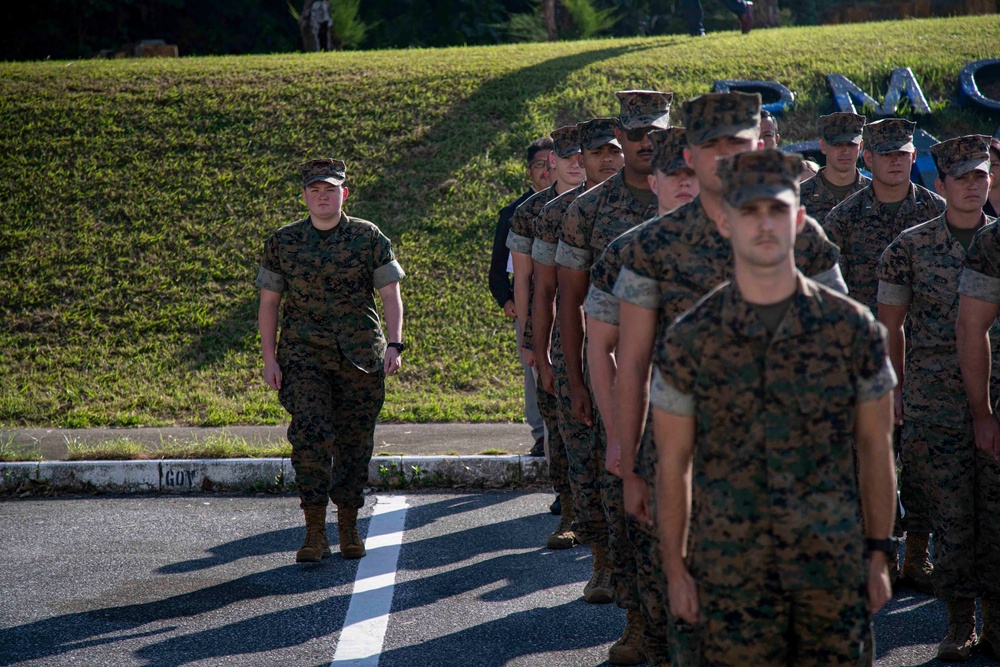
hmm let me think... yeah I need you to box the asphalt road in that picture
[1,492,996,666]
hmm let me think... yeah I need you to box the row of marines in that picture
[504,88,1000,665]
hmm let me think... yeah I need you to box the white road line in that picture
[330,495,409,667]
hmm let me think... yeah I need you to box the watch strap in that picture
[866,537,899,555]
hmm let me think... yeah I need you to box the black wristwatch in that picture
[866,537,899,555]
[387,342,406,353]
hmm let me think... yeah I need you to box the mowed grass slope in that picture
[2,16,998,427]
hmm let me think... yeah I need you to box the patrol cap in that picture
[300,158,347,187]
[682,92,761,147]
[819,112,866,145]
[931,134,992,179]
[863,118,916,154]
[717,149,803,209]
[649,127,689,175]
[577,118,622,150]
[615,90,672,130]
[550,125,582,158]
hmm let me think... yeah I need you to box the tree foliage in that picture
[0,0,928,61]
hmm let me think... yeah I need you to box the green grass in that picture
[0,436,42,462]
[62,434,292,460]
[2,16,998,427]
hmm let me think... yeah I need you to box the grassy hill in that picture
[2,15,998,428]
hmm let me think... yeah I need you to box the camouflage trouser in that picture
[899,421,932,534]
[905,419,1000,600]
[535,374,570,496]
[696,583,870,666]
[597,420,637,609]
[278,344,384,510]
[632,494,673,665]
[551,324,606,546]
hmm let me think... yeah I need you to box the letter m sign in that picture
[827,68,931,116]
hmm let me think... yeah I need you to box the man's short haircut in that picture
[527,137,555,164]
[760,109,778,132]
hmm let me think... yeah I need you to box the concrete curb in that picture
[0,455,550,494]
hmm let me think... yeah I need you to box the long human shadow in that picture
[185,42,659,370]
[0,493,587,665]
[0,561,358,665]
[159,492,515,574]
[126,538,597,666]
[376,600,616,667]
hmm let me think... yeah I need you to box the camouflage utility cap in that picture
[931,134,992,179]
[718,149,803,208]
[301,158,347,187]
[649,127,689,174]
[683,92,761,147]
[578,117,622,150]
[863,118,916,154]
[550,125,582,158]
[819,112,866,145]
[615,90,672,130]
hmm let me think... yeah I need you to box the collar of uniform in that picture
[721,272,825,341]
[818,166,864,188]
[936,211,988,258]
[866,181,918,217]
[305,213,348,237]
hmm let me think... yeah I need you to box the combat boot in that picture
[583,541,614,604]
[899,531,934,595]
[937,598,977,661]
[546,491,578,549]
[608,607,647,665]
[337,506,367,559]
[296,506,331,563]
[979,599,1000,659]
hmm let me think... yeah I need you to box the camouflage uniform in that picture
[557,90,668,662]
[256,160,404,510]
[532,118,622,548]
[801,169,871,224]
[582,126,689,666]
[879,135,1000,600]
[614,99,843,664]
[506,183,569,498]
[823,119,947,314]
[651,269,895,664]
[649,150,893,663]
[534,180,602,542]
[799,112,870,224]
[881,206,1000,601]
[957,221,1000,604]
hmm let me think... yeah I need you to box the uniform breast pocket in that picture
[918,275,958,317]
[322,246,370,295]
[793,365,856,467]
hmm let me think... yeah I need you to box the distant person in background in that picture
[986,137,1000,217]
[759,109,779,149]
[299,0,333,51]
[490,137,553,456]
[257,158,405,564]
[684,0,753,36]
